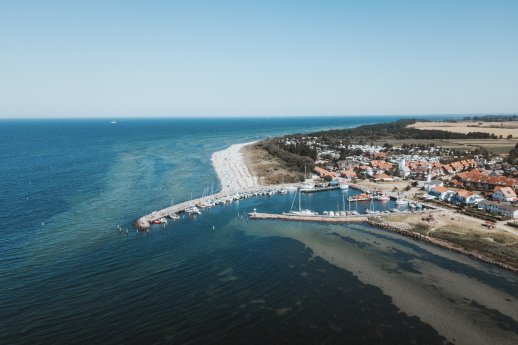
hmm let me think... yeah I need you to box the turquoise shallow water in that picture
[1,116,518,344]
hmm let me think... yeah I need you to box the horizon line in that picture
[1,113,517,120]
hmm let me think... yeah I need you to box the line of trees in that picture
[462,115,518,122]
[508,143,518,164]
[257,140,315,173]
[277,141,318,160]
[305,119,497,141]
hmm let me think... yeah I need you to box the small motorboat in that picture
[168,212,180,220]
[185,205,202,215]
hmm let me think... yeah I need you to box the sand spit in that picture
[211,141,259,193]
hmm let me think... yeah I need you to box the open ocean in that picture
[1,116,518,345]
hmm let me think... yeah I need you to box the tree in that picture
[508,143,518,164]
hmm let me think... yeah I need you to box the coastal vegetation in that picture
[508,143,518,164]
[303,119,497,141]
[461,114,518,122]
[259,119,499,168]
[255,139,316,176]
[241,143,306,184]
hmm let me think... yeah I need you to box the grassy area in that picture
[382,211,518,270]
[241,143,303,185]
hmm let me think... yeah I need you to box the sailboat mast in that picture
[298,188,301,211]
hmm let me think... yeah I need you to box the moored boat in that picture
[168,212,180,220]
[348,193,371,202]
[185,205,201,215]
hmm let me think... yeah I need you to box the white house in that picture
[428,186,455,201]
[424,180,444,192]
[479,200,518,219]
[452,190,484,206]
[492,187,517,202]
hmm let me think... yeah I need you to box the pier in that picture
[248,212,369,223]
[300,186,340,193]
[133,184,299,230]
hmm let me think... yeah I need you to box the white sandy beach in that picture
[211,141,259,193]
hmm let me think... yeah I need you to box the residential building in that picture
[371,173,394,182]
[340,169,357,180]
[337,160,357,170]
[492,187,517,202]
[424,180,443,192]
[313,167,337,179]
[454,169,518,191]
[428,186,455,201]
[452,190,484,206]
[478,200,518,219]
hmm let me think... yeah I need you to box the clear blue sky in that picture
[1,0,517,118]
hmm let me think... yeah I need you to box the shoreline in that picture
[367,219,518,274]
[238,140,518,273]
[211,141,259,194]
[134,139,518,273]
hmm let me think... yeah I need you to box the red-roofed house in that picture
[452,189,483,206]
[454,169,518,191]
[370,160,394,172]
[340,169,357,180]
[428,186,455,201]
[372,173,394,182]
[314,166,337,179]
[493,187,517,202]
[373,152,387,159]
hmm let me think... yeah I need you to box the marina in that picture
[134,182,427,230]
[134,184,300,230]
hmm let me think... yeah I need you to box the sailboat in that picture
[283,188,318,216]
[168,194,180,220]
[364,197,380,214]
[185,192,202,215]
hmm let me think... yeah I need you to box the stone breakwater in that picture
[133,185,298,230]
[367,220,518,274]
[134,141,265,230]
[248,212,369,223]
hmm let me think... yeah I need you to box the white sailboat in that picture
[168,194,180,220]
[185,192,202,215]
[284,188,318,216]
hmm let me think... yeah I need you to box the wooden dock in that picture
[248,212,369,223]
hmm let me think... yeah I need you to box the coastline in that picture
[134,138,518,273]
[237,139,518,273]
[211,141,259,194]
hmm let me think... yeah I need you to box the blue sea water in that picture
[1,116,518,345]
